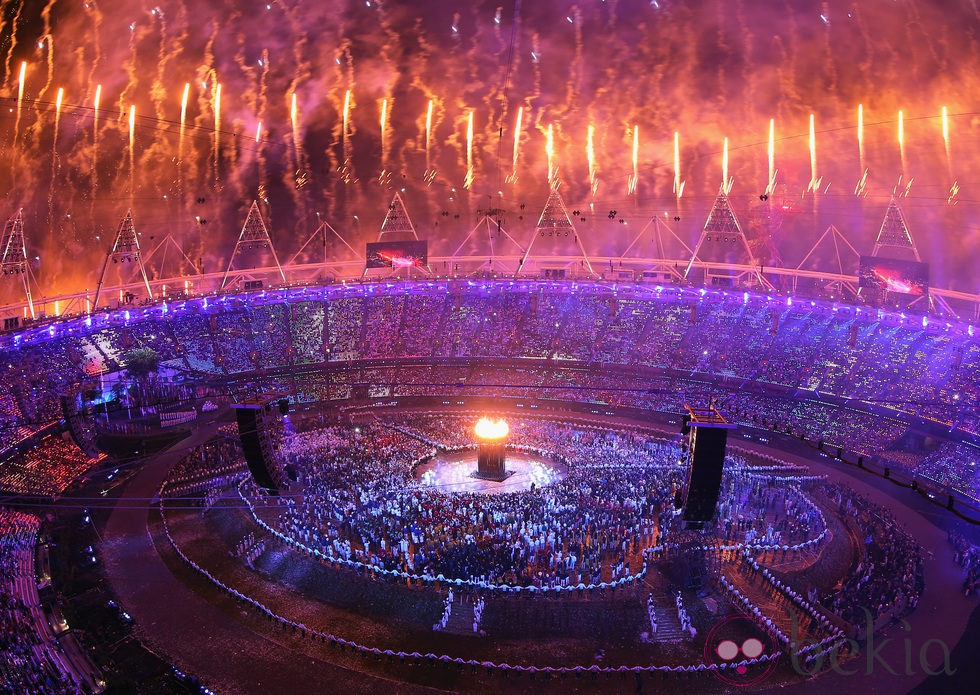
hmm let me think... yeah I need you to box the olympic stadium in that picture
[1,1,980,694]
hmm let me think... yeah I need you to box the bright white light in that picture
[475,417,509,439]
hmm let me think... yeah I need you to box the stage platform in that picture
[414,449,565,495]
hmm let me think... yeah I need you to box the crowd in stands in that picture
[4,282,977,420]
[0,508,85,694]
[163,436,246,495]
[3,281,979,496]
[0,435,103,496]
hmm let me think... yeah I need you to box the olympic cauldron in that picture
[473,417,511,482]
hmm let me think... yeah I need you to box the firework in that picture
[673,131,684,201]
[587,123,597,196]
[465,110,474,189]
[128,104,136,202]
[628,125,638,196]
[213,83,221,183]
[424,99,433,174]
[509,106,523,184]
[898,109,906,178]
[857,103,864,173]
[766,118,776,195]
[380,97,388,167]
[808,114,818,192]
[546,123,554,185]
[722,136,730,193]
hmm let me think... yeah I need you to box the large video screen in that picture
[858,256,929,295]
[366,240,428,269]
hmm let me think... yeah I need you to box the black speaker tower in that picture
[680,404,736,526]
[232,394,288,493]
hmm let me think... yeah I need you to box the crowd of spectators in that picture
[4,282,976,423]
[0,508,82,694]
[3,281,979,497]
[0,435,104,496]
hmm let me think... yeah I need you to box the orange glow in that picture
[475,417,509,440]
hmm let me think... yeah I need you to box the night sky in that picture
[0,0,976,298]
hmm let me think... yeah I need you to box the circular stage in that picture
[414,448,566,495]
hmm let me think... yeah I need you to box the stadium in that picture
[1,1,979,694]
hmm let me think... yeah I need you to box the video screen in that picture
[366,240,428,269]
[858,256,929,295]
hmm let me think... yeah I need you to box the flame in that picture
[93,84,102,129]
[255,120,262,143]
[54,86,63,115]
[475,417,509,439]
